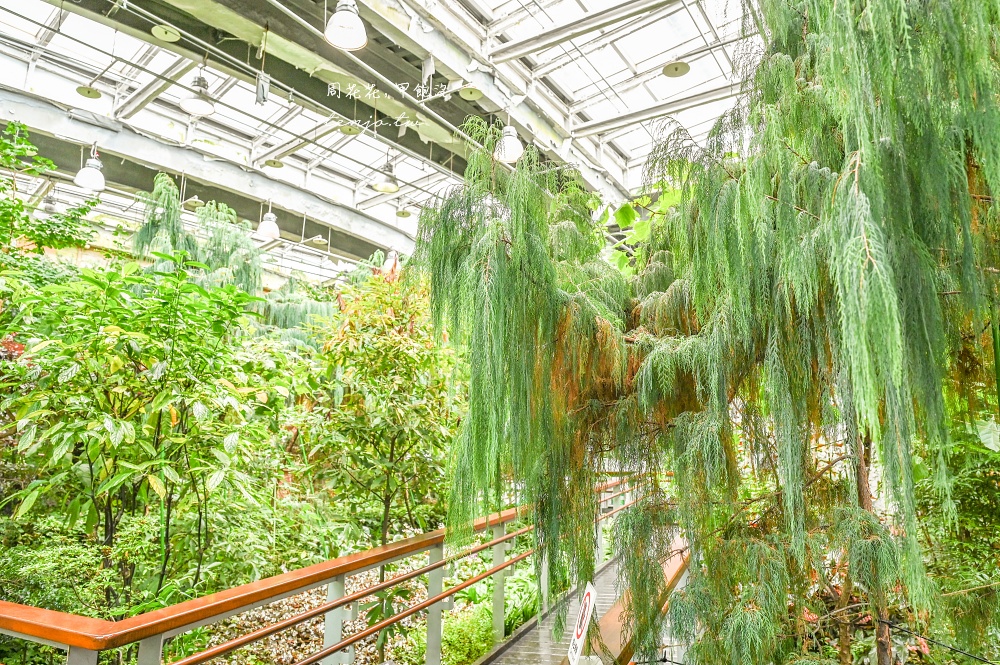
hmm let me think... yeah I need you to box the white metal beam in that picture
[531,2,687,78]
[354,0,630,200]
[573,81,742,137]
[357,171,450,209]
[0,86,414,252]
[568,36,746,114]
[255,117,342,165]
[115,56,196,119]
[489,0,681,63]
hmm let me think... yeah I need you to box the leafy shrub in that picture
[392,604,494,665]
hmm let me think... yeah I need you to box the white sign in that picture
[567,582,598,665]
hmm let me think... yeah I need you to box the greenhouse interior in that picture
[0,0,999,664]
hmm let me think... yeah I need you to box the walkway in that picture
[489,559,621,665]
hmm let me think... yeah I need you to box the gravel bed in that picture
[176,562,429,665]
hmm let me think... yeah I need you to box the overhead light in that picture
[494,125,524,164]
[325,0,367,51]
[34,194,58,220]
[151,24,181,43]
[339,124,362,135]
[74,144,106,192]
[662,60,690,77]
[76,85,102,100]
[182,195,206,210]
[263,158,284,168]
[370,161,399,193]
[179,74,216,117]
[308,234,327,245]
[255,202,281,241]
[458,86,483,101]
[396,207,412,218]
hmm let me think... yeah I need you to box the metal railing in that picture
[0,476,643,665]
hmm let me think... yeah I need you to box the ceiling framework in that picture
[0,0,759,263]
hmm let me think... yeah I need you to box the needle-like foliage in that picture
[416,2,1000,660]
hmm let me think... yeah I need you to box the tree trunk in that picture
[836,577,853,665]
[857,432,891,665]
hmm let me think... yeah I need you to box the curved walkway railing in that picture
[0,476,647,665]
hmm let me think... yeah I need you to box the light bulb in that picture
[255,211,281,241]
[74,157,106,192]
[370,162,400,193]
[179,75,216,117]
[325,0,367,51]
[494,125,524,163]
[34,195,58,220]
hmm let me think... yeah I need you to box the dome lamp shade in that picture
[34,194,58,220]
[325,0,367,51]
[256,202,281,241]
[179,75,216,117]
[494,125,524,163]
[371,161,400,193]
[74,145,106,192]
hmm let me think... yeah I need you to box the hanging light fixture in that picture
[494,124,524,164]
[34,194,58,220]
[179,70,216,117]
[255,201,281,241]
[370,160,400,194]
[182,195,206,210]
[662,60,691,77]
[74,144,106,192]
[325,0,367,51]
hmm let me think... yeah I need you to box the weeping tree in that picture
[135,173,341,332]
[415,1,1000,662]
[135,173,261,294]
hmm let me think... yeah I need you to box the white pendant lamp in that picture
[74,144,106,192]
[325,0,367,51]
[179,73,216,117]
[494,124,524,164]
[256,202,281,241]
[34,194,58,220]
[371,161,400,194]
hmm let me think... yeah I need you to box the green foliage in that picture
[297,273,461,545]
[415,2,1000,662]
[134,174,261,294]
[0,256,290,616]
[392,604,494,665]
[0,122,95,253]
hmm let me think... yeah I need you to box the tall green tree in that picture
[415,0,1000,657]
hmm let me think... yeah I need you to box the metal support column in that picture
[137,635,164,665]
[491,523,506,643]
[426,544,445,665]
[324,574,347,665]
[67,648,99,665]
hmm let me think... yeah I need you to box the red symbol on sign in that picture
[575,592,592,639]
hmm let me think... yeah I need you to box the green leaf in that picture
[614,203,638,229]
[976,419,1000,452]
[147,474,167,500]
[207,469,226,491]
[14,489,39,520]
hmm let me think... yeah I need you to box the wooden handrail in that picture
[0,506,525,651]
[0,481,632,652]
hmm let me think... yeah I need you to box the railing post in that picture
[67,647,98,665]
[492,522,506,643]
[323,574,347,665]
[425,544,445,665]
[540,551,550,614]
[595,494,605,565]
[137,635,164,665]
